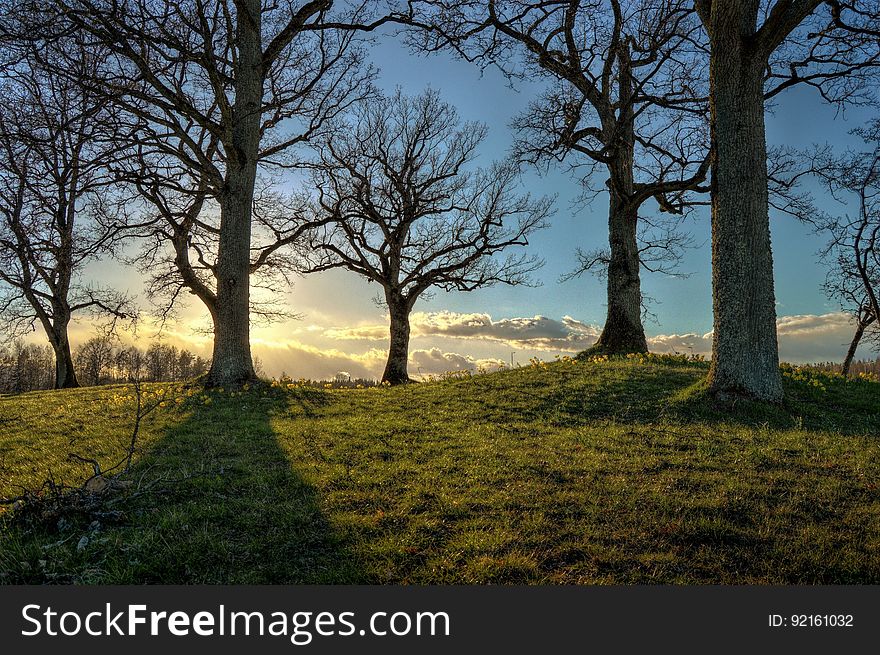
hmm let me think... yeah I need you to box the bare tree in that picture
[807,121,880,375]
[0,339,55,393]
[0,41,134,389]
[408,0,711,354]
[73,335,116,386]
[27,0,411,386]
[116,155,322,335]
[307,89,552,384]
[694,1,880,401]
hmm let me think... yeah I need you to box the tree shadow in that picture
[531,365,703,426]
[2,386,366,584]
[663,377,880,436]
[101,387,366,583]
[530,364,880,436]
[284,385,334,419]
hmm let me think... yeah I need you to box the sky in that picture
[66,29,879,380]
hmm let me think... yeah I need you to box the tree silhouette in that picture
[0,41,133,388]
[409,0,711,354]
[809,121,880,375]
[307,89,551,384]
[27,0,408,386]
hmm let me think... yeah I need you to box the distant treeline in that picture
[806,359,880,377]
[0,338,210,394]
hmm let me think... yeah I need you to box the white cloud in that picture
[324,324,388,340]
[776,313,865,362]
[647,313,868,363]
[410,348,505,376]
[325,311,601,352]
[251,339,388,380]
[249,340,505,380]
[323,310,872,366]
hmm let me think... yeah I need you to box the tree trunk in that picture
[52,179,78,389]
[52,330,79,389]
[592,43,647,355]
[208,168,257,386]
[593,191,647,354]
[206,1,261,387]
[706,14,783,402]
[382,293,412,385]
[43,304,79,389]
[842,318,871,377]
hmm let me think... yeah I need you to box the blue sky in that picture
[363,37,873,334]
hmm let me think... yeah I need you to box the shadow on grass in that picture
[663,378,880,436]
[530,363,880,436]
[285,385,334,419]
[532,365,704,426]
[1,386,366,584]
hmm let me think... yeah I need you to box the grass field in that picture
[1,355,879,584]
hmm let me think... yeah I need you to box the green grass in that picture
[1,358,879,584]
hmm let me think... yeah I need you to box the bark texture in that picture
[594,54,647,354]
[205,1,261,386]
[705,7,783,402]
[592,42,648,354]
[383,293,413,385]
[594,192,647,353]
[50,316,79,389]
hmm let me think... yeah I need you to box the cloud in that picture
[325,310,871,365]
[324,324,388,340]
[647,313,867,363]
[326,311,601,352]
[410,348,505,376]
[776,313,866,362]
[249,339,505,380]
[776,313,852,338]
[40,309,874,382]
[250,339,388,380]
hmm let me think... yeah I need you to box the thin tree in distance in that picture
[307,89,552,384]
[811,121,880,376]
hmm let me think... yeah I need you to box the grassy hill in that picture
[1,355,879,584]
